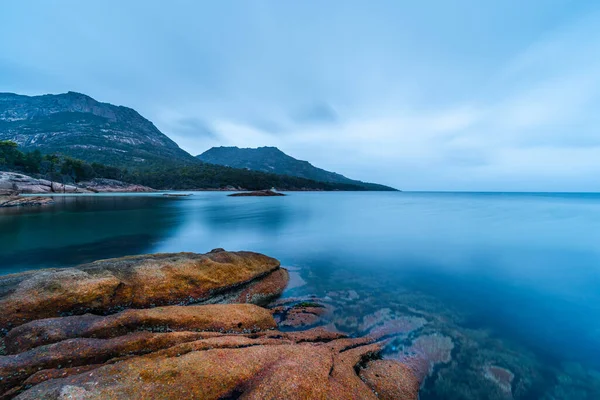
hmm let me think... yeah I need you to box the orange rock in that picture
[275,326,346,343]
[5,304,276,354]
[15,336,418,400]
[0,331,205,393]
[0,250,284,331]
[24,364,107,386]
[271,299,333,329]
[233,268,290,305]
[0,251,420,400]
[360,360,421,400]
[279,309,322,328]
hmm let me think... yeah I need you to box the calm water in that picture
[2,192,600,399]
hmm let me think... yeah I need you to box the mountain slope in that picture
[197,146,397,191]
[0,92,198,168]
[0,140,389,192]
[0,92,395,191]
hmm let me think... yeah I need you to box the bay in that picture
[2,191,600,399]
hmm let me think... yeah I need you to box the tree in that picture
[0,140,19,166]
[22,150,42,173]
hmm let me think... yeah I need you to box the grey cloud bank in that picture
[1,0,600,191]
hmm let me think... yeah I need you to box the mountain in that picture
[0,92,198,168]
[197,146,397,191]
[0,140,394,192]
[0,91,395,191]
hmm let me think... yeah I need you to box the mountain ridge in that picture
[0,91,396,191]
[0,91,198,167]
[197,146,397,191]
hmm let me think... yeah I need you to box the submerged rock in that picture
[483,365,514,396]
[326,289,360,302]
[393,334,455,382]
[272,299,334,330]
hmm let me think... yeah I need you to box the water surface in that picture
[1,192,599,398]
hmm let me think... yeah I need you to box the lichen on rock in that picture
[0,250,420,399]
[0,249,284,331]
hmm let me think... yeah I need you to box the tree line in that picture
[0,140,126,184]
[0,141,375,191]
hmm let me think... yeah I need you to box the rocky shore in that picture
[78,178,155,193]
[0,171,154,195]
[0,249,420,399]
[0,195,54,208]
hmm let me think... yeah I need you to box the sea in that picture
[2,191,599,399]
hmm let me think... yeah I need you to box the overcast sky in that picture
[2,1,600,191]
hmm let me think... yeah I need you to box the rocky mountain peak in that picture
[0,91,198,167]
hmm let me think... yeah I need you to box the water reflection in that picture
[199,196,303,234]
[0,195,182,272]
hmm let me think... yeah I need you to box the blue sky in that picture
[1,0,600,191]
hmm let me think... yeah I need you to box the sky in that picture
[1,0,600,191]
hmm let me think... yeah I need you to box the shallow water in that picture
[1,191,600,398]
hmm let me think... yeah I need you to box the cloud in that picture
[172,118,220,139]
[243,117,287,135]
[151,110,222,154]
[291,103,338,125]
[1,1,600,190]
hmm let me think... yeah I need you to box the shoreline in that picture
[16,189,392,196]
[0,250,420,399]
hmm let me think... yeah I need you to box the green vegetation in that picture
[0,141,381,191]
[131,164,378,191]
[0,140,40,172]
[0,112,198,169]
[197,146,397,191]
[1,140,127,183]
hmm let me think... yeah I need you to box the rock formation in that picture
[0,171,88,194]
[0,171,154,195]
[0,249,419,399]
[0,195,54,208]
[0,250,285,331]
[77,178,155,193]
[4,304,277,354]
